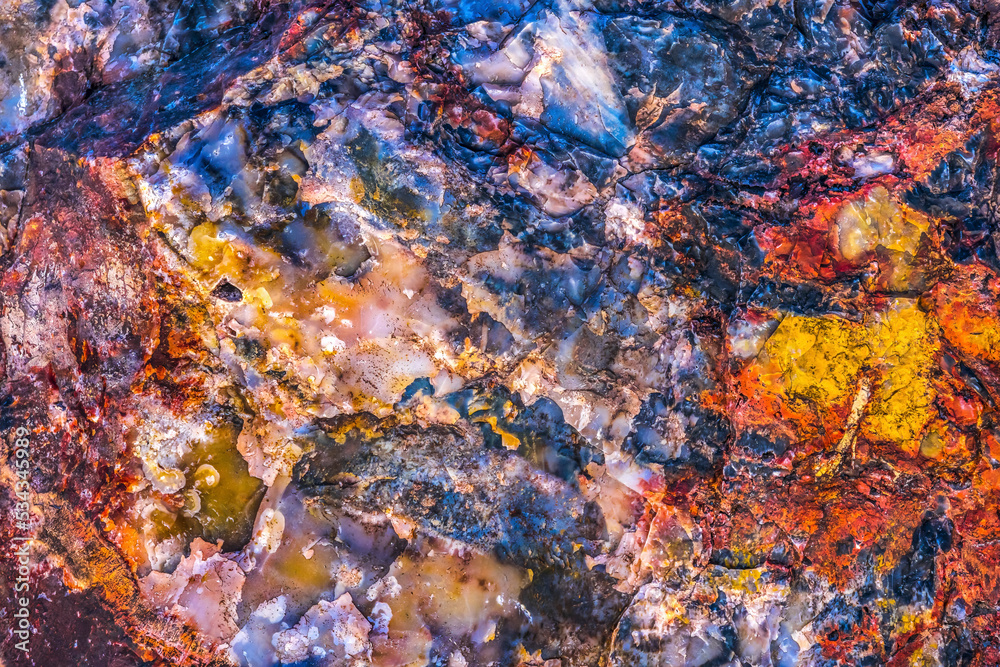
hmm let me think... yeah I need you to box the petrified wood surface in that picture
[2,0,1000,664]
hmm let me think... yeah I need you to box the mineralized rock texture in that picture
[3,0,1000,665]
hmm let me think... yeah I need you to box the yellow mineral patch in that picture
[836,196,882,263]
[833,186,933,291]
[760,315,867,410]
[739,298,941,456]
[894,606,935,637]
[835,186,929,260]
[132,416,266,563]
[470,411,522,450]
[860,300,939,449]
[189,221,276,286]
[194,464,220,488]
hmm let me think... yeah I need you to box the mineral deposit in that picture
[2,0,1000,665]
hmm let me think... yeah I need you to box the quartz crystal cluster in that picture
[3,0,1000,664]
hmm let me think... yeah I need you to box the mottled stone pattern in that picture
[2,0,1000,664]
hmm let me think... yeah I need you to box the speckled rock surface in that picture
[3,0,1000,664]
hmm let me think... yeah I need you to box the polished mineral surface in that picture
[3,0,1000,664]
